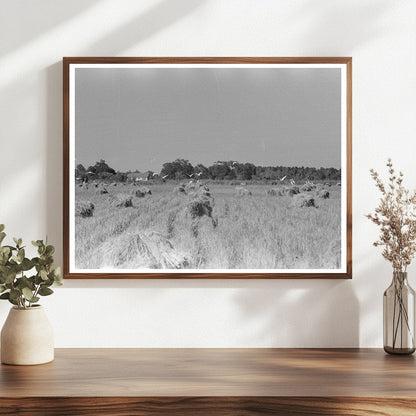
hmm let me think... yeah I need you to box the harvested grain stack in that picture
[300,184,316,192]
[318,190,330,199]
[96,231,189,269]
[96,185,108,194]
[187,196,213,219]
[267,188,279,196]
[235,186,252,196]
[111,194,133,208]
[185,182,197,193]
[134,187,151,198]
[173,185,186,194]
[186,183,214,219]
[294,194,316,208]
[75,201,94,218]
[286,186,300,196]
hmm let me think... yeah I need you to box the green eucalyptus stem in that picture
[0,224,63,308]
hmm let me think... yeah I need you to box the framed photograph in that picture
[63,57,352,279]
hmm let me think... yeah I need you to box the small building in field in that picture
[127,171,153,182]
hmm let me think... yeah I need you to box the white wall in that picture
[1,0,415,347]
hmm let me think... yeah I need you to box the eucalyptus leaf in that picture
[0,292,9,299]
[0,232,5,244]
[3,271,16,284]
[45,245,55,256]
[17,248,25,262]
[17,276,35,290]
[9,288,21,301]
[0,224,4,232]
[8,297,18,306]
[39,269,48,281]
[20,258,33,271]
[22,287,34,301]
[38,287,53,296]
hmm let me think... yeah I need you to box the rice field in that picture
[74,181,341,270]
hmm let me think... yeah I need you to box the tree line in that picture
[75,159,341,182]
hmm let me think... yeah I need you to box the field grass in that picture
[74,181,341,270]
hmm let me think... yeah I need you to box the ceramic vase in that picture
[1,305,54,365]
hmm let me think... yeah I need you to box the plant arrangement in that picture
[367,159,416,271]
[367,159,416,353]
[0,224,62,309]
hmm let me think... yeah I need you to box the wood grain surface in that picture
[0,349,415,415]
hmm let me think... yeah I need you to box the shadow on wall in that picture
[290,0,393,53]
[233,279,359,347]
[0,0,101,57]
[82,0,205,55]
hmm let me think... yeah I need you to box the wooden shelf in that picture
[1,348,415,415]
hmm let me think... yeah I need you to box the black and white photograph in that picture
[64,58,351,278]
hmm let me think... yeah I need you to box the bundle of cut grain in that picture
[235,186,252,196]
[187,196,213,219]
[134,187,151,198]
[286,186,300,196]
[318,190,330,199]
[294,195,316,208]
[173,185,186,194]
[96,231,189,269]
[267,188,279,196]
[111,194,133,208]
[300,184,315,192]
[75,201,94,217]
[97,185,108,194]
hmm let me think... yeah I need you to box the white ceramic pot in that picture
[1,305,54,365]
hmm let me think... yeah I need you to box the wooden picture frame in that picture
[63,57,352,279]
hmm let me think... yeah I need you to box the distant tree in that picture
[234,163,256,180]
[208,162,231,180]
[113,172,127,182]
[161,159,194,180]
[194,164,210,179]
[75,164,87,181]
[87,159,116,178]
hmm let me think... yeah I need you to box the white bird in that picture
[196,172,202,177]
[280,175,287,182]
[290,179,296,185]
[162,174,169,179]
[186,173,194,178]
[152,172,159,176]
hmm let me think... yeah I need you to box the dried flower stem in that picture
[366,159,416,272]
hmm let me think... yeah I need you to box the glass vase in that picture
[383,271,415,355]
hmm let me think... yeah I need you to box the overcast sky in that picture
[75,66,341,172]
